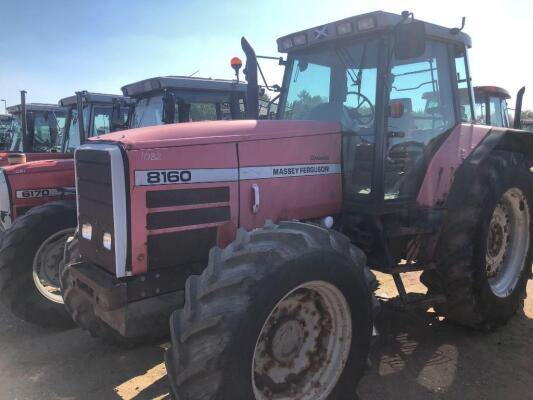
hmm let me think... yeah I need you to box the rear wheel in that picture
[165,221,374,400]
[0,201,76,328]
[421,151,533,329]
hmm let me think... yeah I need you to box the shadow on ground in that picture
[358,299,533,400]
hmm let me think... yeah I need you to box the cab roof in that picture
[7,103,66,114]
[277,10,472,53]
[474,86,511,100]
[121,76,247,97]
[59,91,132,107]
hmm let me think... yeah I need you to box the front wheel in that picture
[165,221,374,400]
[0,201,76,328]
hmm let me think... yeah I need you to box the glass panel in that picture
[64,107,89,152]
[455,50,474,122]
[8,117,22,151]
[282,39,380,197]
[92,106,112,136]
[385,40,455,200]
[489,97,504,127]
[188,103,217,121]
[32,111,65,152]
[131,95,164,128]
[475,101,487,124]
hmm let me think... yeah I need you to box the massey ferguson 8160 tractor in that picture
[61,11,533,399]
[0,92,131,327]
[3,92,69,165]
[122,75,247,127]
[0,78,247,329]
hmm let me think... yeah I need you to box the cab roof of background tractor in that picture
[7,103,66,114]
[59,91,132,107]
[276,10,472,53]
[121,75,247,97]
[474,86,511,100]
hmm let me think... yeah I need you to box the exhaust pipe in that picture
[513,86,525,129]
[241,37,259,119]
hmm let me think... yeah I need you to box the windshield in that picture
[282,39,379,133]
[131,95,164,128]
[131,92,246,128]
[32,111,66,152]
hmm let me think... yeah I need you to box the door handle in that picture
[252,184,260,214]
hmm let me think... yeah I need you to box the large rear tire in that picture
[0,201,76,328]
[421,151,533,329]
[165,221,374,400]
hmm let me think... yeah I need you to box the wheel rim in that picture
[252,281,352,400]
[32,228,75,304]
[486,188,530,298]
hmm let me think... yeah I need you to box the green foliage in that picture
[286,90,326,119]
[521,109,533,120]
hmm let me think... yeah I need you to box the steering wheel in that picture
[345,91,375,125]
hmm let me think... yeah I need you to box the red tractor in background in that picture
[0,91,131,327]
[0,77,247,328]
[60,10,533,399]
[3,92,70,165]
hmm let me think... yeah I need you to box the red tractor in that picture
[0,91,131,327]
[61,11,533,399]
[3,92,70,165]
[0,77,247,328]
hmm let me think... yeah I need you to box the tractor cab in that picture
[273,11,474,210]
[59,91,131,152]
[122,76,247,128]
[474,86,511,127]
[6,102,67,154]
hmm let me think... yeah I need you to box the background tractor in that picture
[3,92,69,165]
[61,11,533,399]
[0,76,247,329]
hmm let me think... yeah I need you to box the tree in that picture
[286,90,326,119]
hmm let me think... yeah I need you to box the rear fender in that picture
[445,127,533,210]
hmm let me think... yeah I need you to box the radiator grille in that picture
[76,149,117,274]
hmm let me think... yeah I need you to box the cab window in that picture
[385,39,455,200]
[455,48,474,122]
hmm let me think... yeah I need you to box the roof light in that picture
[280,37,294,50]
[293,33,307,46]
[356,16,376,31]
[336,21,353,35]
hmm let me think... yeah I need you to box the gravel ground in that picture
[0,273,532,400]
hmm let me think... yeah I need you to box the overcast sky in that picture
[1,0,531,111]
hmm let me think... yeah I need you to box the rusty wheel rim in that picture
[252,281,352,400]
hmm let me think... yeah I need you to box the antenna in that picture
[188,70,200,77]
[450,17,466,35]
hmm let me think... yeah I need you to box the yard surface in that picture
[1,273,532,400]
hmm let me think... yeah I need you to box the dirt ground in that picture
[1,273,532,400]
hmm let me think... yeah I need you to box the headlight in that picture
[103,232,112,250]
[81,223,92,240]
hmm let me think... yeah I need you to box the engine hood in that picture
[88,120,341,150]
[2,158,74,176]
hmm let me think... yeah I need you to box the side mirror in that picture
[162,91,176,124]
[389,101,405,118]
[394,20,426,60]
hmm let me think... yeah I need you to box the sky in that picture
[1,0,532,112]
